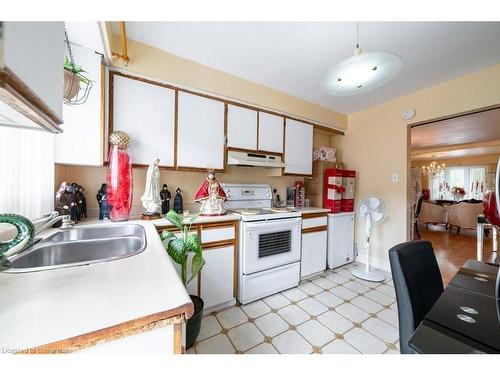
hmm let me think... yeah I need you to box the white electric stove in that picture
[221,183,302,304]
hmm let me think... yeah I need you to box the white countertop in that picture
[0,220,192,351]
[294,207,331,214]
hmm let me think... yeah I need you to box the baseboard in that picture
[356,252,391,273]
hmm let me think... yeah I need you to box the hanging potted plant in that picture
[63,29,92,105]
[160,210,205,349]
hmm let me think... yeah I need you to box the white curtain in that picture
[0,126,55,219]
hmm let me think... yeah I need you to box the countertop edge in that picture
[29,302,194,353]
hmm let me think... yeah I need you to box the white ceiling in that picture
[412,146,500,160]
[115,22,500,114]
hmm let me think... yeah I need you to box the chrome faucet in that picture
[32,211,72,235]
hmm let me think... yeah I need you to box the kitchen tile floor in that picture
[188,262,399,354]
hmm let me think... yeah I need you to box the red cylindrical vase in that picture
[107,135,133,221]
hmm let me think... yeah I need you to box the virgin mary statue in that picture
[141,159,161,218]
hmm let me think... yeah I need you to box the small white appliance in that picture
[351,196,388,282]
[226,150,285,168]
[327,212,355,269]
[221,183,302,304]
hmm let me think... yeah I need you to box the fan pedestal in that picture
[351,267,385,282]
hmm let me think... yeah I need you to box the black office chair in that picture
[388,240,444,354]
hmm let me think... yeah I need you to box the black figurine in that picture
[160,184,171,215]
[72,183,87,219]
[173,187,183,214]
[55,182,71,218]
[64,184,79,223]
[97,183,111,220]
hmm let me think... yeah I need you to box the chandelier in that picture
[423,161,446,178]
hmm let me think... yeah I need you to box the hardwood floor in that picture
[418,224,494,285]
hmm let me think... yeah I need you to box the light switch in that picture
[392,173,399,183]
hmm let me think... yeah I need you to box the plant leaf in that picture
[189,213,200,225]
[186,233,202,255]
[165,210,183,231]
[187,253,205,285]
[160,230,176,246]
[166,238,186,265]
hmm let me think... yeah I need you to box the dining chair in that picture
[389,240,444,354]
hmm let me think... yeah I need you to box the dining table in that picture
[409,259,500,353]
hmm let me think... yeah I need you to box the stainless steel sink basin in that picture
[5,224,147,273]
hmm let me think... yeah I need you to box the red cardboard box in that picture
[324,168,343,213]
[341,170,356,212]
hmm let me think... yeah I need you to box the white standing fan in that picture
[351,196,388,282]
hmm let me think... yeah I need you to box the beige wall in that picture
[110,34,347,131]
[334,63,500,270]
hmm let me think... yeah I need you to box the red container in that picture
[107,145,133,221]
[324,168,343,213]
[341,170,356,212]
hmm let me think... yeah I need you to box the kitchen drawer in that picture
[200,225,235,244]
[302,216,328,229]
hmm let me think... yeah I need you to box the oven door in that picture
[241,217,302,275]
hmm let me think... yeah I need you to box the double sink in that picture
[5,224,147,273]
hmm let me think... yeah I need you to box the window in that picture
[429,165,487,201]
[0,126,55,219]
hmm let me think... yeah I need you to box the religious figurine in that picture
[96,183,110,220]
[193,171,227,216]
[64,184,79,223]
[173,188,183,214]
[160,184,171,215]
[72,183,87,219]
[140,159,161,220]
[55,182,71,218]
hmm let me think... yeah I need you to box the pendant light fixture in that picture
[321,22,402,96]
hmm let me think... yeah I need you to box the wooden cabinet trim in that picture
[202,239,235,249]
[302,225,328,234]
[0,67,63,133]
[302,212,328,220]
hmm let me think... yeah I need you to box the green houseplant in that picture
[63,56,91,102]
[160,210,205,349]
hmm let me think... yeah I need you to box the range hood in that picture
[227,150,285,168]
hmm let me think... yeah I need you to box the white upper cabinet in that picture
[258,112,284,153]
[112,74,176,167]
[55,45,103,166]
[177,92,225,170]
[227,105,257,150]
[284,119,313,175]
[0,22,64,132]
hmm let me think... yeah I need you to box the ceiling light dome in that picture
[321,24,402,96]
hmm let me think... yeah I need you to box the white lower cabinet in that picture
[200,245,235,310]
[301,230,327,279]
[327,213,355,269]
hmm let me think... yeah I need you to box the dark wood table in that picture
[409,260,500,353]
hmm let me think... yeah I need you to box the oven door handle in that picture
[243,218,302,230]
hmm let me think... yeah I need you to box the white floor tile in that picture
[227,322,265,352]
[311,277,336,290]
[385,349,400,354]
[364,290,395,306]
[390,302,398,312]
[321,339,360,354]
[297,319,336,347]
[314,291,344,308]
[241,300,271,318]
[277,304,310,325]
[330,285,358,300]
[325,273,350,285]
[343,328,387,354]
[281,287,308,302]
[216,307,248,329]
[335,303,370,323]
[297,297,329,316]
[343,280,370,294]
[195,333,236,354]
[263,293,290,309]
[376,284,396,298]
[297,281,323,295]
[377,308,399,328]
[254,312,289,337]
[351,295,384,314]
[336,269,356,279]
[245,342,278,354]
[362,317,399,343]
[272,330,313,354]
[197,315,222,342]
[317,310,353,334]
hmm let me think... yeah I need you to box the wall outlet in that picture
[391,173,399,183]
